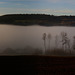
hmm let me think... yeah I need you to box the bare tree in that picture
[73,36,75,50]
[42,33,46,54]
[60,32,70,51]
[61,32,65,50]
[48,33,51,50]
[55,35,59,49]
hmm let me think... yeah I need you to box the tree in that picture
[73,36,75,50]
[42,33,46,54]
[55,35,59,49]
[61,32,65,50]
[48,33,51,50]
[60,32,70,51]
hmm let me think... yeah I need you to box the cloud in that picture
[0,2,7,4]
[0,7,75,15]
[65,0,75,4]
[2,0,40,1]
[54,9,74,13]
[44,0,75,4]
[1,0,75,4]
[0,0,61,2]
[17,8,75,14]
[9,0,61,2]
[47,0,61,3]
[15,3,23,5]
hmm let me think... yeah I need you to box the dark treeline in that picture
[0,14,75,26]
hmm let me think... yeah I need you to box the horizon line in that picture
[0,13,75,16]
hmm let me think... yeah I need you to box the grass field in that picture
[0,55,75,75]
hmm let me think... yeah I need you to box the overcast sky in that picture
[0,0,75,16]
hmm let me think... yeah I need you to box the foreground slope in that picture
[0,55,75,75]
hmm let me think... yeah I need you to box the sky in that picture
[0,0,75,16]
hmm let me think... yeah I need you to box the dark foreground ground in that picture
[0,55,75,75]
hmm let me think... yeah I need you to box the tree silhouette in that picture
[48,33,51,50]
[73,36,75,50]
[61,32,65,50]
[55,35,59,49]
[42,33,46,54]
[60,32,70,51]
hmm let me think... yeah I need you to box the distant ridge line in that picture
[0,14,75,26]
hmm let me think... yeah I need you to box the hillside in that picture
[0,14,75,26]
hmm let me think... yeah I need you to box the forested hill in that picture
[0,14,75,26]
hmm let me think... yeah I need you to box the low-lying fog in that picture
[0,24,75,55]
